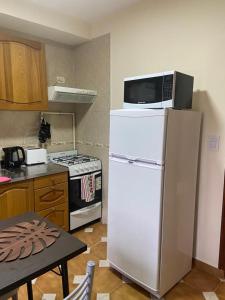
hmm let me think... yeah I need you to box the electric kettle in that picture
[2,146,25,168]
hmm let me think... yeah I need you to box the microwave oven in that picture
[123,71,194,109]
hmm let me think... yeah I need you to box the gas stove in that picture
[48,150,101,177]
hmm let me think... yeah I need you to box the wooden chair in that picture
[64,261,95,300]
[1,289,18,300]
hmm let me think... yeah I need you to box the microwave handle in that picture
[70,171,101,181]
[70,202,101,215]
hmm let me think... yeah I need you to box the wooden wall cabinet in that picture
[0,180,34,220]
[0,33,48,111]
[34,173,69,231]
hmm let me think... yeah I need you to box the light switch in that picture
[207,135,220,151]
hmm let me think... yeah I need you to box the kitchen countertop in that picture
[0,163,69,185]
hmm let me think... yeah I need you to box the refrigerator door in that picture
[109,109,167,164]
[108,156,164,291]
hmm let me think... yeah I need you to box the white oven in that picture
[49,151,102,231]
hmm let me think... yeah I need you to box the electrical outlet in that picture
[56,76,65,84]
[207,135,220,152]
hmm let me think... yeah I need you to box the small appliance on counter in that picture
[24,148,47,165]
[2,146,25,169]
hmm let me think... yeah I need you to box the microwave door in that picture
[124,75,163,108]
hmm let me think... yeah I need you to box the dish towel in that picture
[81,175,95,202]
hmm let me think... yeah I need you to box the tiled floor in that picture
[17,222,225,300]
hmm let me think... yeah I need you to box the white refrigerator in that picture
[107,108,201,299]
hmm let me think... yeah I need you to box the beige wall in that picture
[92,0,225,267]
[73,34,110,223]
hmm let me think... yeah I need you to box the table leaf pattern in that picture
[0,220,60,262]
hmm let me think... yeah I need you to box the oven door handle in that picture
[70,171,101,181]
[70,202,101,215]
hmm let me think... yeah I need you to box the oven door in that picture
[69,171,102,212]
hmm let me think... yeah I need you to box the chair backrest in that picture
[64,261,95,300]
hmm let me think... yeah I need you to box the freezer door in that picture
[109,109,167,164]
[108,156,164,291]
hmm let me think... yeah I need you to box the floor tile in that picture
[92,241,107,260]
[111,283,150,300]
[93,267,122,295]
[84,227,94,233]
[74,226,104,246]
[165,282,205,300]
[42,294,56,300]
[32,278,37,285]
[68,250,99,276]
[73,275,86,284]
[215,282,225,300]
[83,247,91,254]
[92,222,107,238]
[99,260,110,267]
[17,284,43,300]
[101,236,107,242]
[35,269,63,299]
[96,293,110,300]
[203,292,219,300]
[183,268,220,292]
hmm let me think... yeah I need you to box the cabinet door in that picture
[0,33,48,111]
[0,180,34,220]
[38,203,69,231]
[34,182,68,211]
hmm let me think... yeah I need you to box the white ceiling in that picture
[22,0,141,23]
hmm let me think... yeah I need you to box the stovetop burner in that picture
[49,151,101,176]
[52,154,98,166]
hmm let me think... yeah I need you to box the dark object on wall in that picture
[0,219,60,262]
[2,146,25,168]
[38,118,51,143]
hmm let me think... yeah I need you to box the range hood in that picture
[48,86,97,103]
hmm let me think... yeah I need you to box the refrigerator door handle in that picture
[109,156,130,164]
[110,153,137,161]
[109,156,163,170]
[109,154,164,166]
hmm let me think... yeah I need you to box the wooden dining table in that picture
[0,212,87,299]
